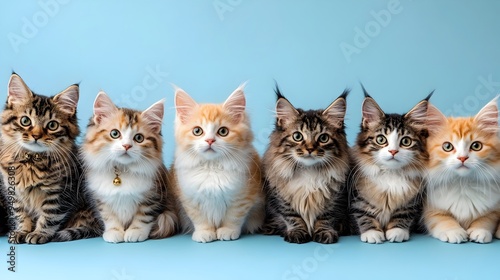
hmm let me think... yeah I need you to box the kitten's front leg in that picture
[217,199,253,241]
[424,209,467,243]
[385,202,419,243]
[9,205,32,244]
[313,219,339,244]
[124,204,155,243]
[26,195,67,244]
[100,204,125,243]
[352,200,385,244]
[183,200,216,243]
[467,212,498,243]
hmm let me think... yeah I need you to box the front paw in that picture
[217,227,241,241]
[103,229,125,243]
[313,228,339,244]
[124,228,149,242]
[25,231,52,244]
[360,229,385,244]
[8,231,28,244]
[192,229,216,243]
[284,229,311,244]
[386,228,410,243]
[468,228,492,244]
[434,227,468,244]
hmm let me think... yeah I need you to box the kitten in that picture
[349,86,432,243]
[171,84,264,243]
[82,91,178,243]
[424,98,500,243]
[262,85,350,244]
[0,73,101,244]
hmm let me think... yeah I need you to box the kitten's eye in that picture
[192,127,203,136]
[442,142,454,152]
[134,134,144,143]
[218,127,229,137]
[318,134,330,143]
[46,120,59,131]
[292,132,303,142]
[400,137,412,147]
[375,135,387,145]
[20,116,31,127]
[470,141,483,151]
[110,129,121,139]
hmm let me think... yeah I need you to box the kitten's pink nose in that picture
[458,156,469,163]
[32,134,42,140]
[123,144,132,151]
[206,139,215,145]
[389,150,398,156]
[306,148,314,154]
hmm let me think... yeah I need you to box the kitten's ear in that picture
[93,91,117,125]
[142,99,164,133]
[426,103,447,134]
[174,87,198,124]
[276,97,299,127]
[323,89,349,128]
[7,73,32,106]
[53,84,79,115]
[223,84,246,123]
[361,97,384,128]
[474,97,499,134]
[405,96,431,128]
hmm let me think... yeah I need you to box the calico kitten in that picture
[172,85,264,243]
[262,85,350,244]
[82,92,178,243]
[0,73,101,244]
[349,87,432,243]
[424,98,500,243]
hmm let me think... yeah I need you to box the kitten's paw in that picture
[360,229,385,244]
[103,229,125,243]
[192,229,216,243]
[8,231,27,244]
[217,227,241,241]
[25,231,51,244]
[124,228,149,242]
[434,228,468,243]
[467,228,492,244]
[284,229,311,244]
[313,228,339,244]
[386,228,410,243]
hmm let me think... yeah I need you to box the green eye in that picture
[400,137,412,147]
[292,132,303,142]
[318,134,329,143]
[20,116,31,127]
[134,133,144,143]
[218,127,229,137]
[442,142,454,152]
[375,135,387,145]
[47,120,59,131]
[110,129,121,139]
[193,127,203,136]
[470,141,482,151]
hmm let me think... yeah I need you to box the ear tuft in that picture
[323,91,347,128]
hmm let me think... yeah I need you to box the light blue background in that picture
[1,1,499,279]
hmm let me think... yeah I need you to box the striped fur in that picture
[82,92,178,243]
[262,85,350,244]
[349,88,431,243]
[0,73,102,244]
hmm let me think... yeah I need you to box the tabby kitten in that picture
[0,73,101,244]
[424,98,500,243]
[82,92,178,243]
[172,85,264,243]
[262,85,350,244]
[349,87,432,243]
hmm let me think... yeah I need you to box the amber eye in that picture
[442,142,454,152]
[110,129,121,139]
[192,127,203,136]
[134,133,144,143]
[400,137,412,147]
[470,141,482,151]
[47,120,59,131]
[318,134,329,143]
[20,116,31,127]
[292,132,303,142]
[375,135,387,145]
[218,127,229,137]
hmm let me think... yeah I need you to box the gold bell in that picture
[113,176,122,186]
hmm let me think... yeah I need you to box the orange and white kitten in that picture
[172,85,264,243]
[424,98,500,243]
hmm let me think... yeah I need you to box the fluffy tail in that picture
[150,210,178,239]
[52,209,103,242]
